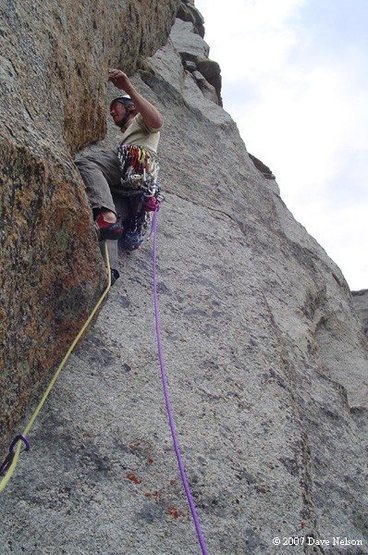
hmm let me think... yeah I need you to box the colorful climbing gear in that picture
[118,175,162,252]
[116,143,159,196]
[144,195,160,212]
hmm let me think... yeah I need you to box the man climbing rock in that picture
[76,68,162,254]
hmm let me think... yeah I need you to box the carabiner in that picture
[0,434,30,476]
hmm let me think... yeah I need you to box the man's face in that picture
[110,101,127,126]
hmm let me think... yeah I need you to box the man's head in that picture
[110,96,136,128]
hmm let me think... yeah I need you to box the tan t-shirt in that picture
[120,113,161,154]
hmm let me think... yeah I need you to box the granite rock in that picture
[0,3,367,555]
[0,0,180,458]
[177,0,205,37]
[197,57,223,105]
[191,70,220,104]
[249,153,276,180]
[169,18,222,105]
[170,18,210,60]
[352,289,368,336]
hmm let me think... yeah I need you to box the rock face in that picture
[1,3,368,555]
[249,153,276,180]
[170,18,223,105]
[352,290,368,337]
[178,0,205,38]
[0,0,179,457]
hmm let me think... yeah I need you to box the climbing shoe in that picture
[119,213,146,251]
[95,213,123,240]
[120,230,144,251]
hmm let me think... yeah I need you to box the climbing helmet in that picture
[110,95,134,110]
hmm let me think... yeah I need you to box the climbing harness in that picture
[151,208,209,555]
[115,143,161,251]
[0,242,112,493]
[115,142,161,252]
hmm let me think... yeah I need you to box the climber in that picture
[76,68,162,254]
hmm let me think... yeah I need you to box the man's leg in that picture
[75,149,124,240]
[75,149,121,218]
[76,155,125,298]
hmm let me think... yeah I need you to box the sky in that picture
[195,0,368,290]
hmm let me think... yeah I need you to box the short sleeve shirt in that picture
[120,113,161,154]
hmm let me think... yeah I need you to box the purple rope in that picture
[151,209,209,555]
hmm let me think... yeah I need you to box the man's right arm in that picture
[108,69,163,129]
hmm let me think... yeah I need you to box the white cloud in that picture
[195,0,368,290]
[198,0,305,76]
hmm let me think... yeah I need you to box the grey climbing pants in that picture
[75,149,121,216]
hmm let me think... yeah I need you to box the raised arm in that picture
[108,68,163,129]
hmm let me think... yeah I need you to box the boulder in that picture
[197,57,223,106]
[170,18,210,59]
[192,70,220,104]
[197,58,221,80]
[177,0,205,37]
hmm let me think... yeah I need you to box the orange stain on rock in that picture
[127,472,142,484]
[168,506,181,519]
[144,491,161,500]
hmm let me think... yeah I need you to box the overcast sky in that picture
[195,0,367,291]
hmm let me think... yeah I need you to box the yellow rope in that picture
[0,242,111,493]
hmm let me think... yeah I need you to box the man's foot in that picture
[120,230,144,251]
[95,212,123,240]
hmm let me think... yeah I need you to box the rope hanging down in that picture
[0,242,112,493]
[1,213,209,554]
[151,209,209,555]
